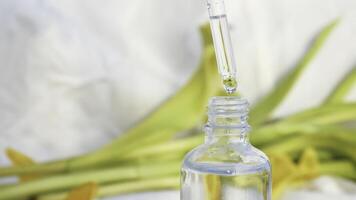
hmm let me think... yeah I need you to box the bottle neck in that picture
[204,96,250,144]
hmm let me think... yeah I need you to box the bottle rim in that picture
[208,96,249,115]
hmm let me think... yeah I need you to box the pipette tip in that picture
[223,76,237,94]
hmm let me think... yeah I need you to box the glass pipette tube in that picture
[206,0,238,94]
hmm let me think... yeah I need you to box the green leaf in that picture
[282,102,356,124]
[250,102,356,146]
[0,161,180,200]
[249,19,340,126]
[319,161,356,180]
[38,177,180,200]
[262,132,356,162]
[324,66,356,104]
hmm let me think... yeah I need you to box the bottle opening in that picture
[208,96,249,115]
[206,96,250,135]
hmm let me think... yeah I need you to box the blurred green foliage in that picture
[0,19,355,200]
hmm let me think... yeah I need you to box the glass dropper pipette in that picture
[206,0,238,94]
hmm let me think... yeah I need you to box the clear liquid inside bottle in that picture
[181,96,272,200]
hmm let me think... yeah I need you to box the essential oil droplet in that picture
[223,76,237,94]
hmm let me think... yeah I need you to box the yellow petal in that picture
[204,174,221,200]
[5,148,39,182]
[269,153,297,185]
[298,148,319,178]
[6,148,35,165]
[65,182,98,200]
[269,154,297,199]
[270,148,321,200]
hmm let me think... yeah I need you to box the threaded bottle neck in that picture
[204,96,250,143]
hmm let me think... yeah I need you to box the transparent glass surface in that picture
[181,97,271,200]
[207,0,238,94]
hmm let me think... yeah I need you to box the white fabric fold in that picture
[0,0,355,199]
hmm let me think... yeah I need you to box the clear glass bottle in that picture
[181,96,271,200]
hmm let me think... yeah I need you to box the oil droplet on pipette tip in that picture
[223,76,237,94]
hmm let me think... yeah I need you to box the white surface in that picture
[0,0,355,199]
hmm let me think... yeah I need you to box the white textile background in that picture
[0,0,355,199]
